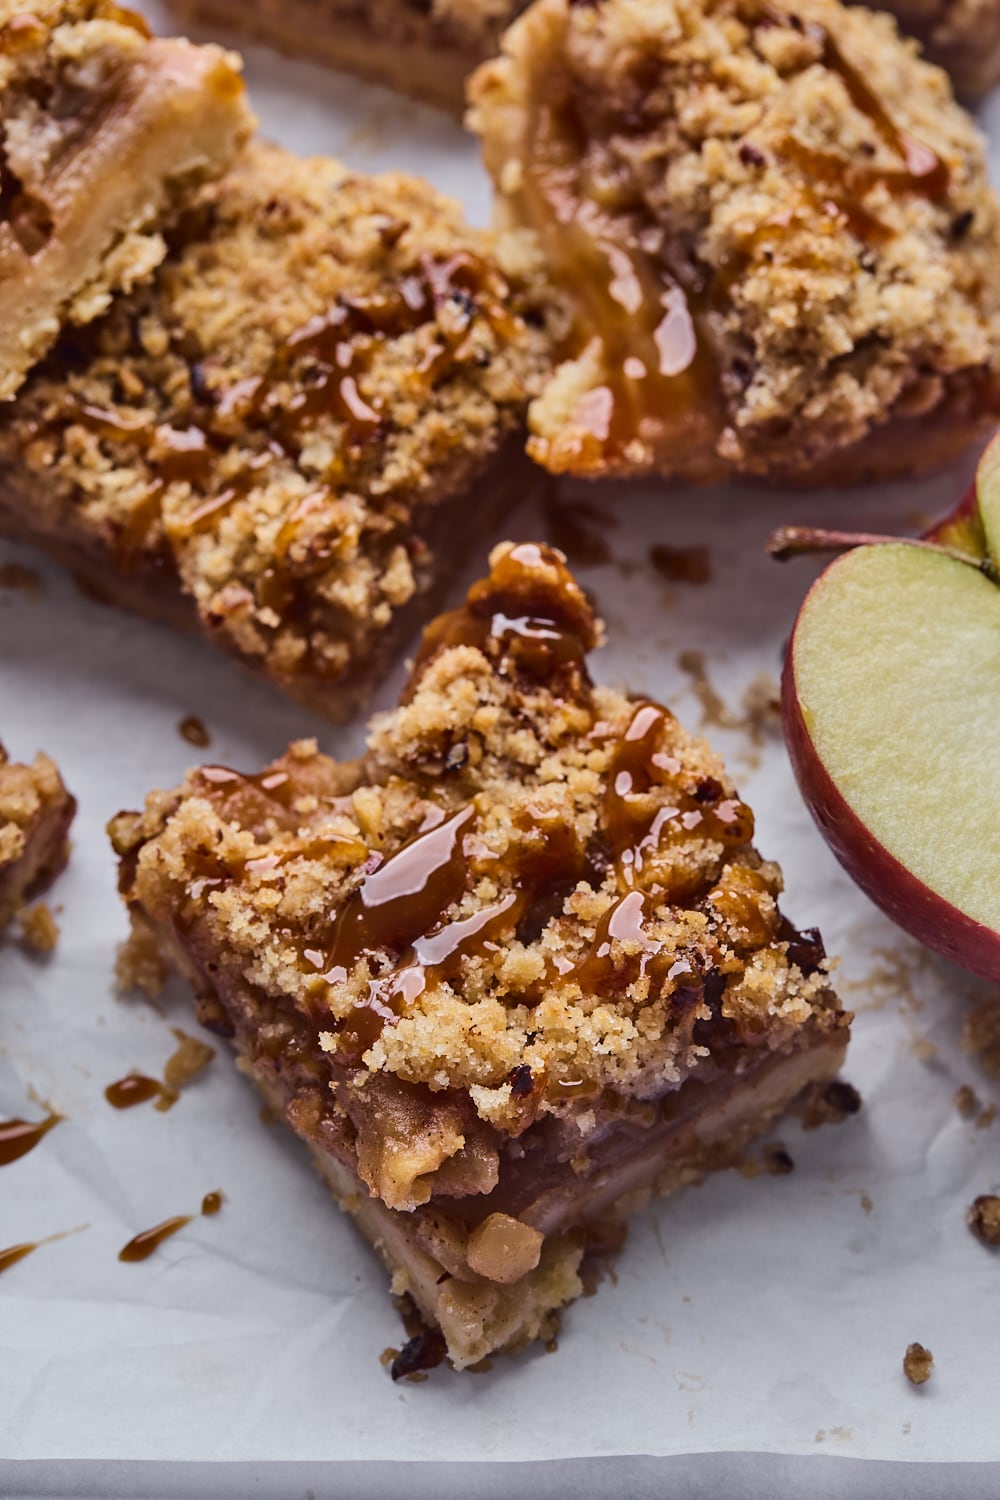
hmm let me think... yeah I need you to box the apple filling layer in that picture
[469,0,1000,483]
[111,542,850,1368]
[0,0,252,400]
[0,744,76,930]
[0,142,549,720]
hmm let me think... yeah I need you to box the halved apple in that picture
[779,440,1000,981]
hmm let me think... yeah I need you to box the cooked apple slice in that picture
[782,529,1000,981]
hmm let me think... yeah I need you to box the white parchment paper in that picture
[1,10,999,1483]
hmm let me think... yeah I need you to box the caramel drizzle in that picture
[104,1073,180,1112]
[118,1191,222,1263]
[63,252,513,573]
[0,1110,61,1167]
[407,540,595,697]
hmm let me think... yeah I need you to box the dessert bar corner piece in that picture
[111,541,851,1371]
[0,142,550,721]
[0,0,253,401]
[0,743,75,930]
[167,0,528,113]
[468,0,1000,484]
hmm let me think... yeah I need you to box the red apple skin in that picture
[782,613,1000,983]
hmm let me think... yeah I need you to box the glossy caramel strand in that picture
[118,1190,223,1262]
[408,541,597,697]
[602,701,754,895]
[0,1110,61,1167]
[60,252,513,570]
[104,1074,165,1110]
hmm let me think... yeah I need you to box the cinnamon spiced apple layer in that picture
[111,542,851,1370]
[0,0,252,401]
[0,142,550,719]
[0,744,75,931]
[469,0,1000,483]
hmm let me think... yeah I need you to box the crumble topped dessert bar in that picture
[871,0,1000,99]
[0,744,75,930]
[0,0,252,400]
[469,0,1000,483]
[111,541,851,1370]
[0,141,550,720]
[167,0,528,113]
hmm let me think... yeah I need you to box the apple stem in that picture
[767,525,998,581]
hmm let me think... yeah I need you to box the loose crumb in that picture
[962,995,1000,1077]
[162,1027,215,1091]
[954,1084,980,1118]
[967,1194,1000,1247]
[903,1343,934,1386]
[18,902,59,953]
[765,1144,794,1175]
[799,1077,863,1130]
[179,716,211,749]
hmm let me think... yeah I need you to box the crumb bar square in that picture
[469,0,1000,484]
[0,141,550,720]
[167,0,527,112]
[111,541,851,1370]
[0,744,75,929]
[0,0,253,400]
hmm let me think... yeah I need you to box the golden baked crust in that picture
[0,141,550,719]
[0,743,75,929]
[167,0,527,112]
[0,0,252,400]
[469,0,1000,483]
[872,0,1000,98]
[111,542,850,1368]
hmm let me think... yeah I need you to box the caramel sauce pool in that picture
[0,1111,61,1167]
[104,1074,164,1110]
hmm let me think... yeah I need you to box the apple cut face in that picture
[785,543,1000,980]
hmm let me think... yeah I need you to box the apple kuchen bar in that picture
[469,0,1000,484]
[0,0,252,401]
[0,141,550,720]
[110,541,851,1371]
[0,743,75,930]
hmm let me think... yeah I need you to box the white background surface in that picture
[1,7,999,1488]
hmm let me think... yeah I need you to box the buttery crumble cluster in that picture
[470,0,1000,481]
[1,142,550,713]
[0,745,75,929]
[113,542,841,1143]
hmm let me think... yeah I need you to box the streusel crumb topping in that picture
[0,744,67,868]
[114,542,842,1139]
[3,141,550,701]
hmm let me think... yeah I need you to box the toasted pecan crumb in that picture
[162,1027,215,1091]
[18,902,59,953]
[967,1194,1000,1247]
[903,1343,934,1386]
[954,1083,980,1118]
